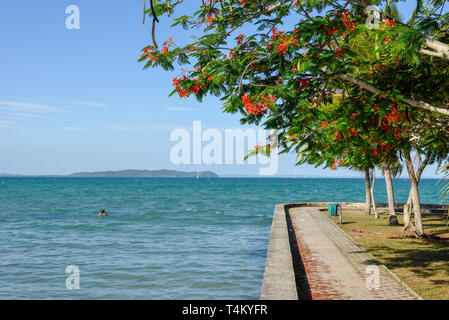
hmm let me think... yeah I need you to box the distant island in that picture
[0,169,219,178]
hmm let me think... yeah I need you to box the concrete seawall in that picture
[260,204,298,300]
[260,203,427,300]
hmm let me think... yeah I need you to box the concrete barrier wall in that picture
[260,204,298,300]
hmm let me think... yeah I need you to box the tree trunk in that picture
[404,152,425,237]
[409,175,423,237]
[384,166,399,225]
[365,168,371,215]
[403,192,415,232]
[371,168,379,219]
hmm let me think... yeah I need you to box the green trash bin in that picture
[328,203,339,216]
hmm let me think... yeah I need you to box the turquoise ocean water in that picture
[0,177,446,299]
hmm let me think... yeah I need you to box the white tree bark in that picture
[403,193,414,232]
[371,168,379,219]
[365,168,372,215]
[384,166,399,225]
[403,151,429,237]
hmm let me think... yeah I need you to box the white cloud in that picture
[0,101,69,114]
[166,106,197,111]
[63,126,88,132]
[63,100,108,107]
[0,120,16,128]
[1,112,45,119]
[103,123,176,131]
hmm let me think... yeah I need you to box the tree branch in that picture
[332,74,449,116]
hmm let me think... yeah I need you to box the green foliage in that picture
[140,0,449,174]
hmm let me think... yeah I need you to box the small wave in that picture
[186,208,199,212]
[215,211,223,215]
[254,214,264,217]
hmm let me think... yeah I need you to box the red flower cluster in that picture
[161,37,175,54]
[350,112,359,119]
[271,29,284,41]
[349,128,358,136]
[334,131,348,141]
[386,106,402,123]
[296,78,310,91]
[206,11,219,23]
[242,94,276,116]
[268,29,300,54]
[380,118,393,132]
[324,26,340,37]
[172,74,209,99]
[334,48,345,58]
[340,11,356,31]
[290,132,297,143]
[236,34,245,45]
[339,11,356,38]
[334,132,340,140]
[331,159,344,170]
[172,75,189,88]
[177,87,190,98]
[190,81,205,95]
[378,143,392,153]
[277,37,299,54]
[380,18,397,31]
[141,46,157,62]
[321,120,329,128]
[375,106,406,140]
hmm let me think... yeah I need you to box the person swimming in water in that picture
[98,209,108,216]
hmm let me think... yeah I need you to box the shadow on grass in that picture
[340,213,449,283]
[364,241,449,280]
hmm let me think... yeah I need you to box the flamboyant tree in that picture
[140,0,449,236]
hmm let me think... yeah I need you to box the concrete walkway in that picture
[289,206,421,300]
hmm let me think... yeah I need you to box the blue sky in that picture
[0,0,443,178]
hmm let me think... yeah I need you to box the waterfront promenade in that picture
[261,204,421,300]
